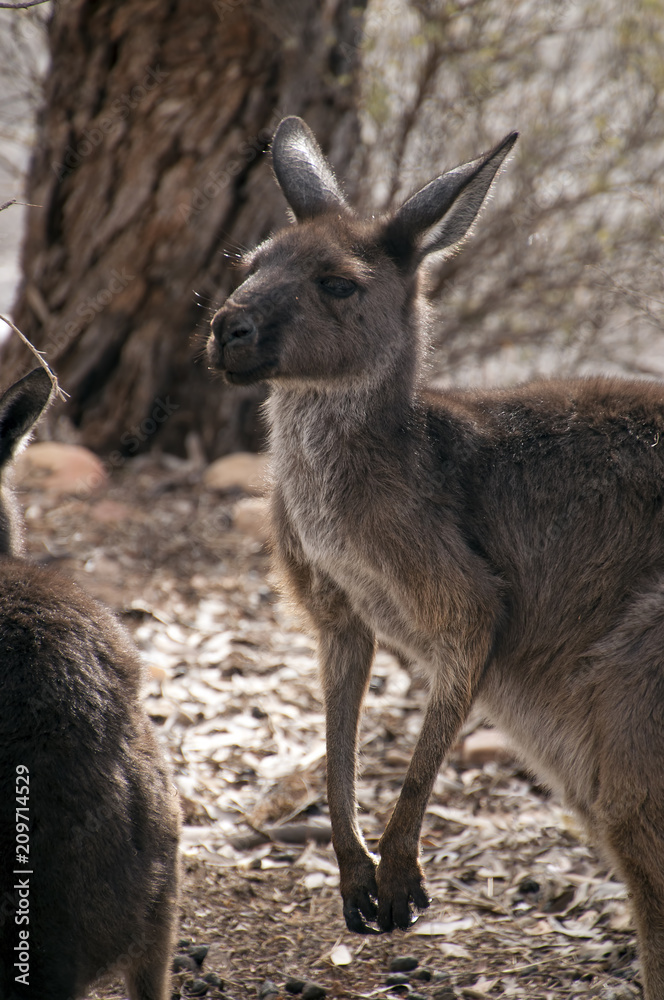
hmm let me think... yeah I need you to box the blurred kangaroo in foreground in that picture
[0,370,180,1000]
[208,117,664,997]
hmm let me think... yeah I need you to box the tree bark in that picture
[1,0,366,458]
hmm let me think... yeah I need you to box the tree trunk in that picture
[1,0,366,458]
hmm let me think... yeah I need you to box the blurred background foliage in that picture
[358,0,663,386]
[0,0,662,456]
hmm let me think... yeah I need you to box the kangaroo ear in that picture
[0,368,53,471]
[271,116,348,221]
[384,131,518,267]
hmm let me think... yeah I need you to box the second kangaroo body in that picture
[208,117,664,999]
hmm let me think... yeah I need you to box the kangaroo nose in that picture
[212,310,257,347]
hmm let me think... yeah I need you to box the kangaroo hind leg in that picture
[589,580,664,1000]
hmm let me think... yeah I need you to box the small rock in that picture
[203,972,224,987]
[204,452,269,495]
[301,985,327,1000]
[259,981,280,999]
[285,979,306,994]
[518,877,541,895]
[188,944,209,964]
[432,988,456,1000]
[386,973,410,986]
[178,938,193,948]
[173,954,198,973]
[412,969,433,982]
[604,988,639,1000]
[185,980,209,996]
[13,441,108,496]
[390,957,419,973]
[232,496,270,542]
[411,994,429,1000]
[461,727,513,766]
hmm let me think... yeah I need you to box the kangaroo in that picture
[0,369,180,1000]
[207,117,664,998]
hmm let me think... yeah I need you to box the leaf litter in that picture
[19,457,642,999]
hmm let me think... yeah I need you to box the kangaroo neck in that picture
[267,375,423,461]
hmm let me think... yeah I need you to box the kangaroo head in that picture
[208,117,517,388]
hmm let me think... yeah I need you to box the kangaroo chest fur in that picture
[268,389,489,665]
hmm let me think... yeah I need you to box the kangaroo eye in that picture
[318,276,357,298]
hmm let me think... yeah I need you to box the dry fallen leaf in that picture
[329,944,353,966]
[413,916,476,936]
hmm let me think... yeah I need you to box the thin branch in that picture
[0,314,69,401]
[0,198,41,211]
[0,0,51,8]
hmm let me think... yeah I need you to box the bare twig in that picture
[0,313,69,401]
[0,198,41,211]
[0,0,51,8]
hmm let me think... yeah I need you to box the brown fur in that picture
[208,118,664,997]
[0,370,180,1000]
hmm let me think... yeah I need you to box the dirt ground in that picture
[17,455,643,1000]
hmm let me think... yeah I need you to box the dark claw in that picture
[341,858,430,935]
[340,855,380,934]
[343,890,380,934]
[412,885,430,911]
[376,870,431,932]
[344,906,381,934]
[387,897,411,932]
